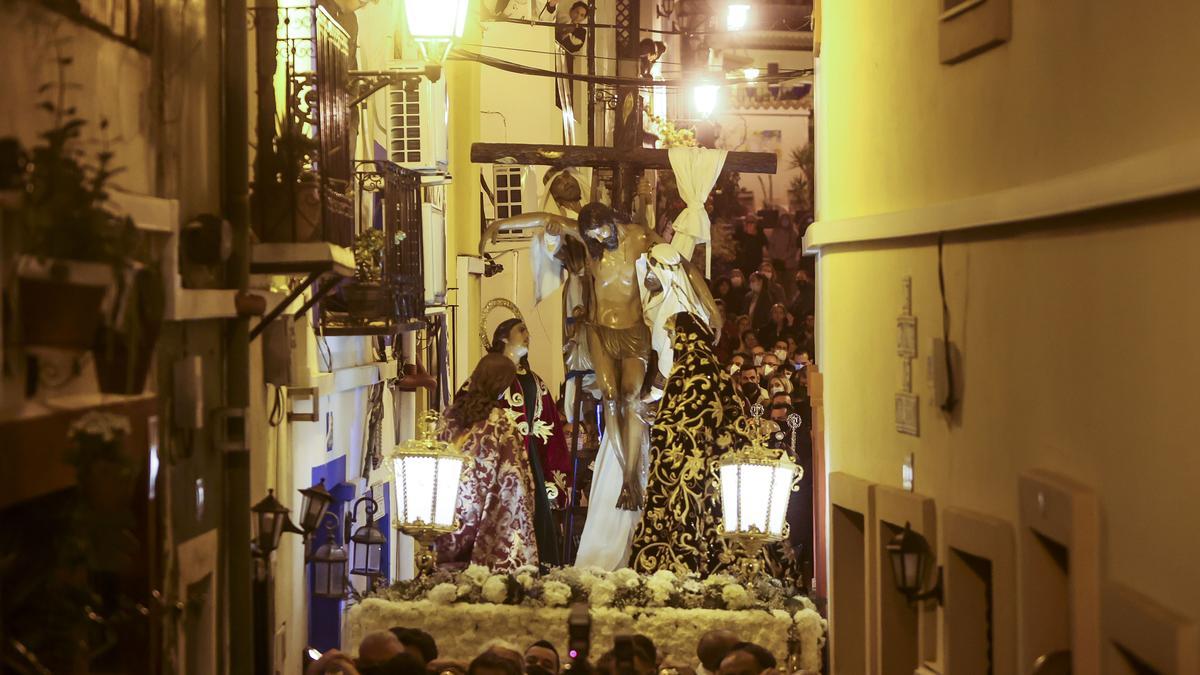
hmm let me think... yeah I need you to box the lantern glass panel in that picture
[889,546,906,591]
[766,465,795,537]
[739,464,774,533]
[719,463,740,533]
[394,455,435,525]
[299,492,330,533]
[350,523,387,576]
[405,0,469,40]
[904,551,923,590]
[434,456,464,527]
[256,510,284,553]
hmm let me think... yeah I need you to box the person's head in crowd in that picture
[593,641,655,675]
[696,630,740,674]
[717,643,776,675]
[569,0,589,22]
[804,313,815,330]
[792,350,810,368]
[739,367,760,386]
[758,261,776,282]
[359,652,427,675]
[740,331,759,352]
[525,641,560,675]
[631,635,658,666]
[729,269,745,288]
[766,375,789,398]
[768,303,788,327]
[731,352,748,370]
[748,272,766,295]
[714,299,728,324]
[771,392,790,408]
[481,640,524,672]
[358,631,406,668]
[734,315,751,336]
[772,340,789,355]
[469,651,523,675]
[750,345,765,365]
[786,336,799,354]
[761,351,781,369]
[770,403,791,423]
[714,277,732,298]
[794,269,812,288]
[389,628,438,665]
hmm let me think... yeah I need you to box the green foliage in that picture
[353,228,386,283]
[16,56,138,271]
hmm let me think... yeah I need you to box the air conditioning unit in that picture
[387,68,448,173]
[422,201,447,305]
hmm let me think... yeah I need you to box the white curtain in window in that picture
[667,147,728,267]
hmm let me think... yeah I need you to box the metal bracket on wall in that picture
[249,273,343,342]
[347,69,431,107]
[287,386,320,423]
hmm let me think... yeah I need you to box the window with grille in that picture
[388,84,422,164]
[492,166,524,220]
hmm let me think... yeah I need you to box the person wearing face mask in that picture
[758,303,795,350]
[484,317,572,566]
[756,261,787,305]
[789,269,815,325]
[745,272,776,333]
[723,269,750,315]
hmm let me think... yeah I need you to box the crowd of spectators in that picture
[708,209,816,432]
[306,625,814,675]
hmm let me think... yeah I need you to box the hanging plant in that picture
[4,52,163,395]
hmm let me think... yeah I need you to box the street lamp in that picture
[693,83,720,118]
[345,489,388,585]
[388,410,467,578]
[405,0,471,65]
[308,513,349,599]
[885,522,943,604]
[298,478,335,535]
[251,489,297,558]
[726,4,750,31]
[719,405,804,580]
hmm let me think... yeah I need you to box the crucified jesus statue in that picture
[482,202,660,512]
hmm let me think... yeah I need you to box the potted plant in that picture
[4,57,163,393]
[343,228,395,321]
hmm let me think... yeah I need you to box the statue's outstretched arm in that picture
[480,212,583,255]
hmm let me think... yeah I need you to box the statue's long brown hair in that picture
[444,353,516,435]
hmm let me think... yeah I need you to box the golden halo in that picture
[479,298,525,352]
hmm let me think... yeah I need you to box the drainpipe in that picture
[222,0,253,667]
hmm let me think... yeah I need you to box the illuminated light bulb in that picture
[743,67,760,80]
[726,4,750,31]
[693,83,720,118]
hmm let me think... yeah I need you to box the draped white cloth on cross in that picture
[666,146,728,267]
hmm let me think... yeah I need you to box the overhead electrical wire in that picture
[487,15,813,35]
[450,48,813,89]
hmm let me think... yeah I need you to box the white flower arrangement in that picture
[428,583,457,605]
[542,581,572,608]
[347,596,825,672]
[368,567,824,671]
[721,584,753,610]
[482,575,509,604]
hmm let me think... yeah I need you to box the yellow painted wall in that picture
[816,0,1200,657]
[817,1,1200,222]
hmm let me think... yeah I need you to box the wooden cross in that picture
[471,1,777,214]
[470,142,778,213]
